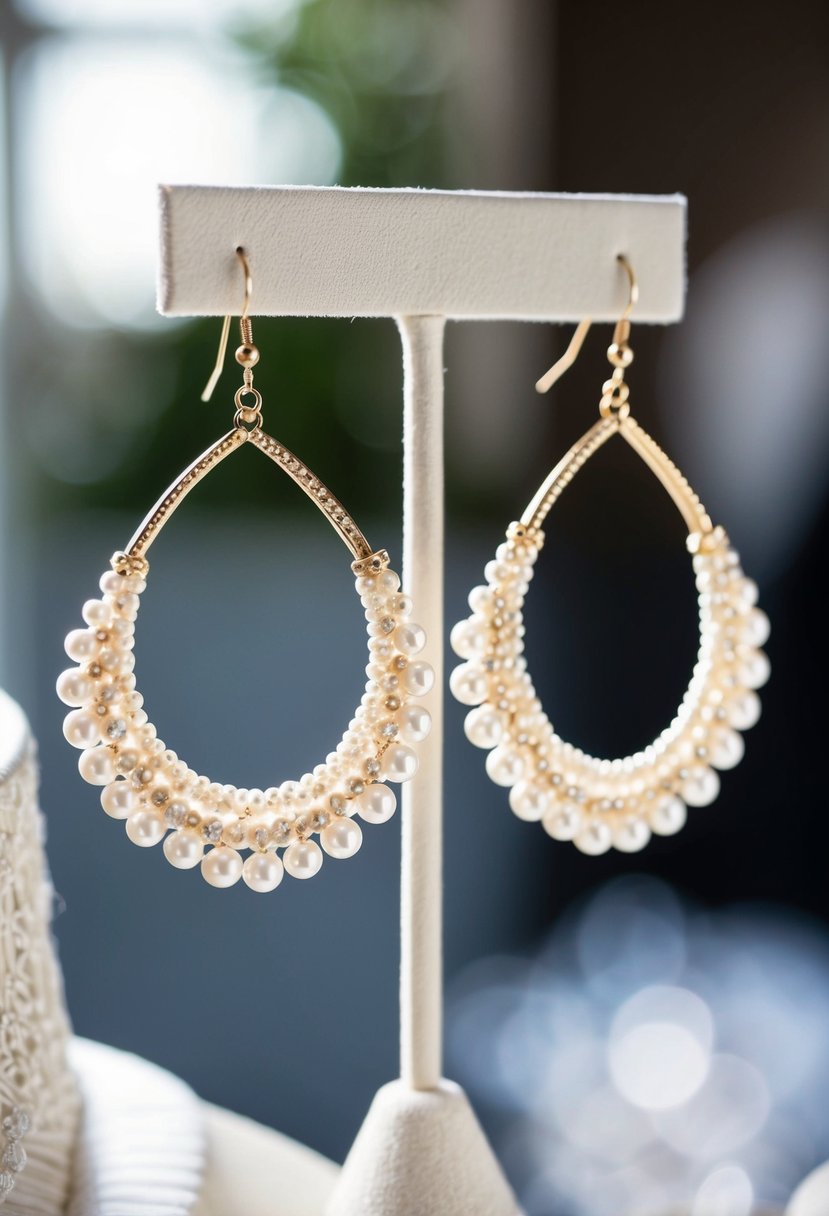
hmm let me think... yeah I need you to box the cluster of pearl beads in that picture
[59,554,432,891]
[450,521,769,855]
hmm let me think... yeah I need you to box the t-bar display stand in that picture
[159,185,687,1216]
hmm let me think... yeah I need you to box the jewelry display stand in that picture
[159,185,687,1216]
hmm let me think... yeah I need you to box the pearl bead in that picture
[65,628,100,661]
[402,661,434,697]
[740,607,770,647]
[612,817,651,853]
[449,662,489,706]
[356,784,397,824]
[63,710,101,749]
[378,570,400,593]
[648,794,687,835]
[163,829,204,869]
[725,689,761,731]
[125,809,165,847]
[78,747,116,785]
[508,781,550,822]
[243,852,284,892]
[485,745,524,788]
[464,706,503,750]
[99,570,126,595]
[467,585,491,614]
[396,703,431,744]
[100,781,135,819]
[735,577,759,608]
[382,743,419,783]
[201,846,243,887]
[682,766,720,807]
[574,820,612,855]
[394,622,426,656]
[707,726,745,771]
[542,803,582,840]
[82,598,110,627]
[449,618,489,660]
[56,668,93,707]
[737,649,771,690]
[321,818,363,859]
[283,839,323,880]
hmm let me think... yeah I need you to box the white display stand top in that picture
[159,185,685,321]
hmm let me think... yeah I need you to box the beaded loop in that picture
[451,418,769,856]
[59,555,433,890]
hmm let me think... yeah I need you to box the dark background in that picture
[1,0,827,1209]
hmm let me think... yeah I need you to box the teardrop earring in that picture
[58,249,433,891]
[450,256,769,856]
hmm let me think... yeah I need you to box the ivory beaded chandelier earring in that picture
[450,256,769,857]
[58,250,433,892]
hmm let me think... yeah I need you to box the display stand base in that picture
[326,1079,521,1216]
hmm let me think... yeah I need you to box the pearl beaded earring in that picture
[58,249,432,891]
[450,256,769,856]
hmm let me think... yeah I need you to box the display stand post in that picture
[159,184,686,1216]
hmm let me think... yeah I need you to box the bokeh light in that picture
[449,877,829,1215]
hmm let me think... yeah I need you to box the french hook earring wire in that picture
[200,246,258,405]
[535,253,638,395]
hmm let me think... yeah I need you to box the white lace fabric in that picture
[1,698,80,1212]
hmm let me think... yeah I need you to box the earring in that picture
[450,256,769,856]
[58,249,433,892]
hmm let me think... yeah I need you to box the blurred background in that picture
[1,2,827,1213]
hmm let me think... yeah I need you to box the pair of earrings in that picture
[58,252,768,890]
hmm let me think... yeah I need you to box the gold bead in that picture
[235,343,260,369]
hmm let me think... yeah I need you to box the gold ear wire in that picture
[534,253,638,395]
[201,247,255,402]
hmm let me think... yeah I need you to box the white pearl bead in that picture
[78,747,116,785]
[82,598,110,627]
[356,784,397,824]
[321,818,363,859]
[378,570,401,592]
[394,622,426,656]
[396,703,431,744]
[56,668,93,707]
[99,570,125,595]
[65,628,100,662]
[449,618,489,660]
[740,607,770,647]
[243,851,284,892]
[63,709,101,749]
[125,809,165,847]
[737,649,771,690]
[707,726,745,771]
[735,577,759,608]
[201,846,244,887]
[612,817,651,853]
[283,839,323,880]
[402,661,434,697]
[382,743,419,783]
[542,803,582,840]
[682,765,720,807]
[449,662,489,706]
[574,820,612,855]
[725,689,761,731]
[648,794,687,836]
[467,585,491,614]
[508,781,550,822]
[464,705,503,750]
[100,781,135,819]
[163,829,204,869]
[485,745,524,787]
